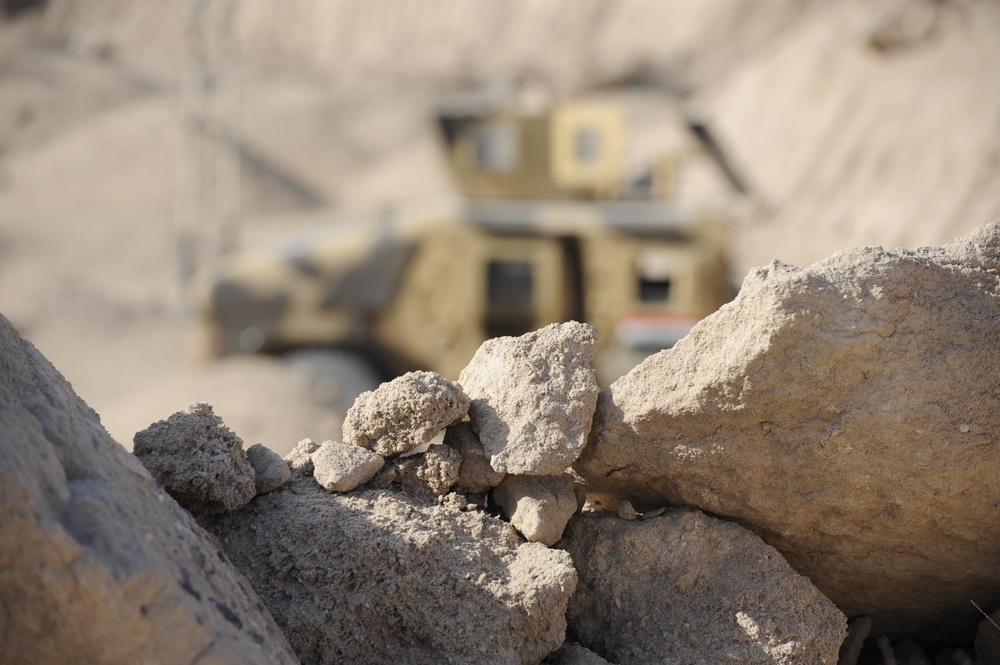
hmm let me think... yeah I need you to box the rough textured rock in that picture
[459,321,600,475]
[0,313,297,664]
[246,443,291,494]
[343,370,470,457]
[203,478,577,665]
[494,474,579,546]
[356,442,462,498]
[838,615,872,665]
[133,402,256,517]
[393,442,462,496]
[575,222,1000,641]
[445,421,505,494]
[560,508,846,665]
[286,436,320,474]
[312,440,385,492]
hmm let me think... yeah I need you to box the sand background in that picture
[1,0,997,454]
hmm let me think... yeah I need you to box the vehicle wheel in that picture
[284,349,384,415]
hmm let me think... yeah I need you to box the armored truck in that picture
[189,102,735,384]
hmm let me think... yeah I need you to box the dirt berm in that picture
[5,222,1000,663]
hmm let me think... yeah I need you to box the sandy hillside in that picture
[0,0,996,454]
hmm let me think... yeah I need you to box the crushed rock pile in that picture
[7,223,1000,663]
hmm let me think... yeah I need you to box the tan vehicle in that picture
[189,103,735,385]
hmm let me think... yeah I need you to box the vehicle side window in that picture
[475,122,520,173]
[639,276,671,302]
[635,250,676,304]
[484,260,535,338]
[575,126,602,164]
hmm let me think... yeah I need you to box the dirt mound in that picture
[0,313,296,664]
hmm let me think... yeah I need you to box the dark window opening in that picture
[485,260,535,337]
[475,123,519,173]
[639,277,672,303]
[488,261,532,304]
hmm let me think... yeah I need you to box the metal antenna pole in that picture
[175,0,241,302]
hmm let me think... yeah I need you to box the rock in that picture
[202,478,577,664]
[312,441,385,492]
[445,421,505,494]
[246,443,291,494]
[343,370,470,457]
[838,615,872,665]
[393,442,462,496]
[459,321,600,475]
[494,474,579,546]
[933,647,973,665]
[543,641,613,664]
[615,499,638,521]
[286,436,320,474]
[575,222,1000,641]
[975,607,1000,665]
[133,402,256,517]
[893,638,931,665]
[361,442,462,498]
[0,313,297,664]
[560,508,846,665]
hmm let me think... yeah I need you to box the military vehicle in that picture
[189,102,735,385]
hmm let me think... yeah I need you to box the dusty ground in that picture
[1,1,997,455]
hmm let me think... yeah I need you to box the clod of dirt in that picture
[246,443,291,494]
[494,474,579,546]
[459,321,600,476]
[560,508,846,664]
[202,478,577,665]
[362,442,468,502]
[132,402,256,517]
[444,421,505,494]
[312,441,385,492]
[575,221,1000,642]
[392,442,462,496]
[286,436,321,474]
[0,313,297,664]
[343,370,470,457]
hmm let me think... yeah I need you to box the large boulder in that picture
[0,313,297,664]
[560,508,846,664]
[459,321,600,475]
[574,222,1000,641]
[202,477,577,664]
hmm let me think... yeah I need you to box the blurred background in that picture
[1,0,998,454]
